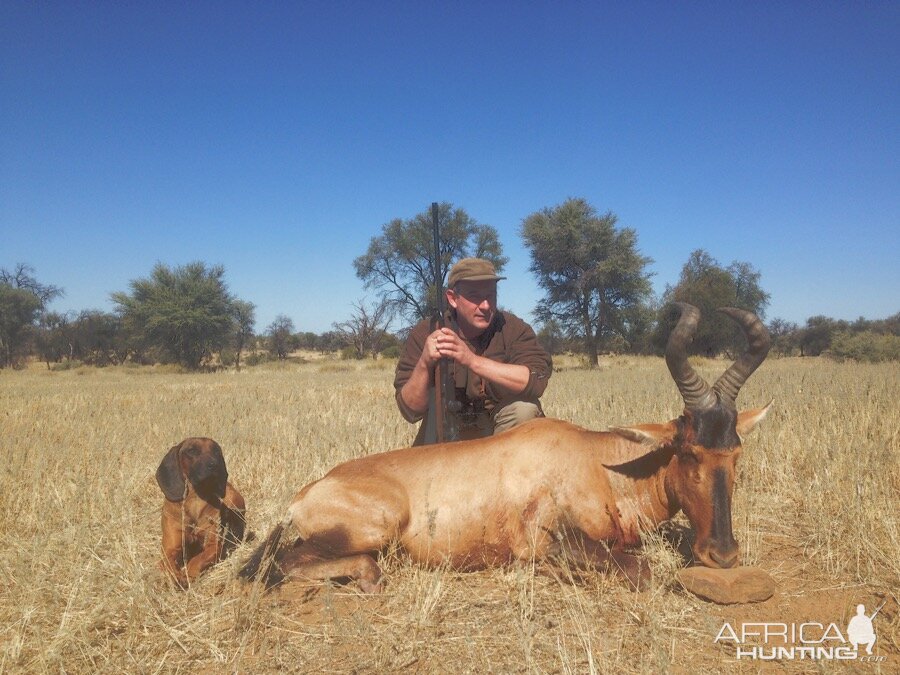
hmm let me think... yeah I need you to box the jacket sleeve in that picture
[487,313,553,402]
[393,320,430,423]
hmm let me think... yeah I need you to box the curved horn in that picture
[665,303,717,411]
[712,307,771,405]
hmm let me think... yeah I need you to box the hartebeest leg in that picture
[280,551,383,593]
[562,537,652,591]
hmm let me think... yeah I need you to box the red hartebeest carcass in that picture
[239,303,771,591]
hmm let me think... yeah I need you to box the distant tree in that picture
[535,319,566,355]
[0,264,63,368]
[316,330,345,353]
[620,300,659,355]
[73,310,126,365]
[727,260,770,319]
[379,332,402,358]
[35,311,73,367]
[767,317,800,356]
[654,250,771,356]
[798,315,845,356]
[881,312,900,336]
[332,297,395,359]
[111,262,238,370]
[354,203,507,324]
[0,263,63,305]
[521,198,654,367]
[231,300,256,371]
[266,315,296,360]
[295,331,320,351]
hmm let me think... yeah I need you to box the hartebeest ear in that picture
[156,444,186,502]
[603,423,676,468]
[735,401,773,439]
[608,423,674,447]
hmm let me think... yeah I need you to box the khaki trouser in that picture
[442,400,543,442]
[492,400,543,434]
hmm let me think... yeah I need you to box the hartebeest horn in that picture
[712,307,771,405]
[665,303,717,411]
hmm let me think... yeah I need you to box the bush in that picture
[828,331,900,363]
[50,359,85,371]
[244,352,273,367]
[318,363,353,373]
[380,344,401,359]
[340,346,362,360]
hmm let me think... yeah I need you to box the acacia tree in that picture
[266,315,296,360]
[74,310,127,365]
[521,198,653,367]
[231,300,256,371]
[332,297,395,359]
[768,317,800,356]
[112,262,238,370]
[0,264,63,368]
[354,203,507,324]
[798,315,843,356]
[654,250,771,356]
[35,311,74,367]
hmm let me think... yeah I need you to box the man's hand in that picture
[426,328,475,368]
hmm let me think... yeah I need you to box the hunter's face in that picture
[447,280,497,337]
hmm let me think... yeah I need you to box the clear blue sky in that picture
[2,2,898,333]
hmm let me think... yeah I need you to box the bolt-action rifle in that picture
[422,202,459,445]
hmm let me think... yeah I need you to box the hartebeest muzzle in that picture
[706,466,739,567]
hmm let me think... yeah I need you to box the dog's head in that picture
[156,437,229,502]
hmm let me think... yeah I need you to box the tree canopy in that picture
[111,262,239,370]
[521,198,654,366]
[266,314,296,360]
[655,249,770,356]
[354,203,507,325]
[231,300,256,371]
[0,264,63,368]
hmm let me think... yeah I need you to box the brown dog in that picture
[155,438,246,587]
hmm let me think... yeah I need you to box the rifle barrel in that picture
[431,202,445,443]
[869,600,887,620]
[432,202,441,305]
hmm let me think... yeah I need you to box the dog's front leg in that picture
[183,533,223,582]
[160,519,189,588]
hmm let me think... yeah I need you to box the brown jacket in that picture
[394,310,552,424]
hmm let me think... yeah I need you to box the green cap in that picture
[447,258,506,288]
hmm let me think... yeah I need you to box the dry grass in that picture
[1,357,897,673]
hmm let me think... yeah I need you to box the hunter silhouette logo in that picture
[715,600,887,661]
[847,603,883,655]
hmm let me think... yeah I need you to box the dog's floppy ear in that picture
[156,444,186,502]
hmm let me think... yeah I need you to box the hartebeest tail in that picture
[237,517,289,588]
[240,303,771,591]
